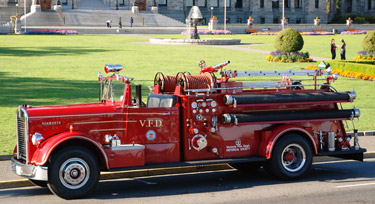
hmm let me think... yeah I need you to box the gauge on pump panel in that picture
[211,101,217,107]
[191,102,197,109]
[196,114,203,121]
[202,102,207,107]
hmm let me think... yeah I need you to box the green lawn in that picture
[148,34,364,60]
[0,34,373,154]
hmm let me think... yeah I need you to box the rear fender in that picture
[30,131,109,169]
[258,125,318,159]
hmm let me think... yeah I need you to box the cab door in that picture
[123,106,180,163]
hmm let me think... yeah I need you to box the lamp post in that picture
[16,3,19,16]
[24,0,26,32]
[282,0,285,30]
[116,0,119,10]
[211,6,213,18]
[72,0,74,9]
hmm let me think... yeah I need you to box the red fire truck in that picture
[11,61,365,199]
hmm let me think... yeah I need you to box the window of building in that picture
[285,0,289,8]
[272,0,279,8]
[186,0,193,6]
[62,0,67,5]
[210,0,218,7]
[296,18,301,24]
[235,0,243,8]
[315,0,319,8]
[158,0,167,6]
[295,0,302,8]
[226,17,230,23]
[260,17,265,24]
[368,0,372,10]
[273,17,279,24]
[346,0,352,12]
[260,0,264,8]
[237,17,242,23]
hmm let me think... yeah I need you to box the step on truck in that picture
[11,61,366,199]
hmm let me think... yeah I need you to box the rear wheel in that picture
[47,147,100,199]
[264,134,312,180]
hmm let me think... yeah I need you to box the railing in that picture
[57,7,65,24]
[216,23,375,34]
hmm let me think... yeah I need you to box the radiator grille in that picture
[17,107,28,162]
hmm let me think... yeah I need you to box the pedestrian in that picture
[130,17,133,28]
[119,17,122,29]
[330,39,336,60]
[340,39,346,60]
[106,20,112,28]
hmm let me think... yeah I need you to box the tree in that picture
[274,28,304,53]
[362,31,375,52]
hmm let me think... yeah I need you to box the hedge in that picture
[318,60,375,76]
[343,60,375,65]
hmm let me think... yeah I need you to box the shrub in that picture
[362,31,375,52]
[354,16,366,24]
[318,60,375,76]
[267,51,311,63]
[274,28,304,52]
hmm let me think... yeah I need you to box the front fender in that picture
[30,131,109,169]
[258,125,318,159]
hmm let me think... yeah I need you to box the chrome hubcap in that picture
[59,158,90,189]
[281,144,306,173]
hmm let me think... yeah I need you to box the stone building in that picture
[1,0,375,24]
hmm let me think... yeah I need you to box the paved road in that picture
[0,159,374,204]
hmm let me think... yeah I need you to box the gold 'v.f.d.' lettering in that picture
[139,120,163,127]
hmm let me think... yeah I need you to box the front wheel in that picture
[264,134,313,180]
[47,147,100,199]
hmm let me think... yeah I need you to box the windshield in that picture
[100,78,125,102]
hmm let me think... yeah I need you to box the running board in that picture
[108,156,267,172]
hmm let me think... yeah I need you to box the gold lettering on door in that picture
[139,120,163,127]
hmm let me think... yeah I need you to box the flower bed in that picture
[313,60,375,81]
[354,51,375,60]
[340,30,367,35]
[266,51,312,63]
[252,30,334,35]
[181,29,231,35]
[305,65,375,81]
[24,29,78,35]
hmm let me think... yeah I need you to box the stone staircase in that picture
[23,10,64,26]
[61,9,185,27]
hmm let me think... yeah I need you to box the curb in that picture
[0,155,12,161]
[1,152,374,190]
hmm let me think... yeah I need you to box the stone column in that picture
[291,0,295,11]
[265,0,272,11]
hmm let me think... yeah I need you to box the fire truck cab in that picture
[11,61,365,199]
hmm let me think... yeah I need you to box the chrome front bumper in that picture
[11,157,48,181]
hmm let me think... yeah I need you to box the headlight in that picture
[32,133,44,146]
